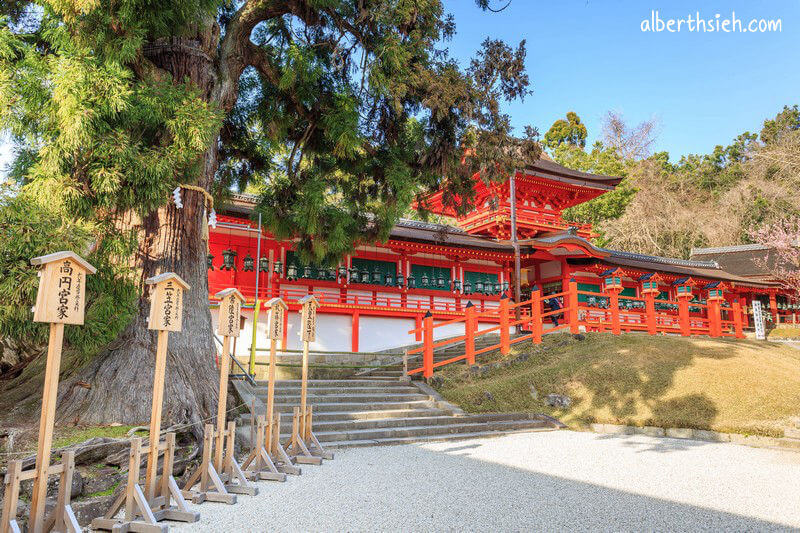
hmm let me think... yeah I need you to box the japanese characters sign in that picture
[265,298,287,341]
[146,273,190,332]
[216,288,245,338]
[299,295,319,343]
[31,252,96,325]
[752,300,766,340]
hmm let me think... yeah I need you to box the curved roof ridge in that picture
[604,249,720,269]
[691,243,771,255]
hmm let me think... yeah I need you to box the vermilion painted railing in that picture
[408,280,747,378]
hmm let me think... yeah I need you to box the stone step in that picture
[322,426,556,448]
[269,386,420,396]
[236,407,456,427]
[272,400,437,413]
[351,376,403,381]
[262,379,404,388]
[296,413,543,433]
[312,418,552,443]
[263,392,430,404]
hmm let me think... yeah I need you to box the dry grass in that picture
[768,327,800,340]
[435,332,800,437]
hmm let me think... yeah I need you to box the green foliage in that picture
[0,184,137,359]
[556,142,636,234]
[543,111,587,149]
[760,104,800,145]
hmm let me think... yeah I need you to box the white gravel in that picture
[171,430,800,532]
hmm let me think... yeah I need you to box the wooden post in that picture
[568,279,579,334]
[609,289,621,335]
[531,287,542,344]
[708,300,722,337]
[499,296,510,355]
[290,295,332,464]
[733,299,745,339]
[465,303,476,365]
[644,292,657,335]
[25,252,96,533]
[242,297,300,478]
[422,311,434,379]
[94,272,199,531]
[677,295,691,336]
[2,459,23,533]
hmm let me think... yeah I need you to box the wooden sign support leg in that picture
[92,434,199,532]
[218,422,259,495]
[289,340,333,464]
[241,415,288,481]
[1,460,22,533]
[181,424,237,505]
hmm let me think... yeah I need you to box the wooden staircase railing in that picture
[408,280,747,378]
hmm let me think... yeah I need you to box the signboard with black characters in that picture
[146,273,190,332]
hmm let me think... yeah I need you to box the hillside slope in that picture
[434,333,800,437]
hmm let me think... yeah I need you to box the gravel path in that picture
[171,430,800,532]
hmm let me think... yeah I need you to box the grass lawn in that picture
[768,326,800,340]
[435,332,800,437]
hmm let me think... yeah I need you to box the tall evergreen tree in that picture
[0,1,539,427]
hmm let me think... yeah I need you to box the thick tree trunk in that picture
[57,183,219,432]
[56,33,231,433]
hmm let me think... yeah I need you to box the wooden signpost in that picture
[289,295,333,464]
[242,298,300,478]
[93,273,199,532]
[182,289,258,504]
[2,251,95,533]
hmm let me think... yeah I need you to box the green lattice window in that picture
[350,258,397,286]
[577,282,601,303]
[410,264,451,291]
[463,271,499,294]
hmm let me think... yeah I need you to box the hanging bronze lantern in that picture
[207,253,214,271]
[349,265,359,281]
[258,256,270,273]
[493,280,502,294]
[360,268,370,284]
[303,264,312,279]
[421,272,429,287]
[475,278,484,294]
[437,274,446,288]
[338,265,347,279]
[453,279,462,293]
[385,272,394,286]
[396,272,405,288]
[407,273,415,289]
[220,249,237,271]
[327,266,336,280]
[372,268,382,285]
[464,280,472,294]
[502,281,510,292]
[242,253,255,272]
[286,263,298,280]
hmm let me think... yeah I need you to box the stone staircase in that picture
[235,374,557,448]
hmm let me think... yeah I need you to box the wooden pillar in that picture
[568,279,579,334]
[645,292,657,335]
[351,312,360,353]
[145,328,169,500]
[732,299,745,339]
[678,296,691,336]
[769,293,778,323]
[423,312,434,379]
[609,290,621,335]
[465,303,476,365]
[214,334,231,471]
[531,287,542,344]
[499,296,510,355]
[708,300,722,337]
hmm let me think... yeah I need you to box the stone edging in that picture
[588,423,800,452]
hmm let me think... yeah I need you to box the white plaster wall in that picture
[540,260,562,279]
[359,316,416,352]
[211,307,266,360]
[286,312,352,352]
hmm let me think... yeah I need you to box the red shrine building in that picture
[207,159,792,356]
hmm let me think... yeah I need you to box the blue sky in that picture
[2,1,798,173]
[444,0,800,159]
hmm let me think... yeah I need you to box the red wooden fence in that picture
[408,280,747,378]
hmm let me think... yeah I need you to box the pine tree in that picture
[0,1,539,428]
